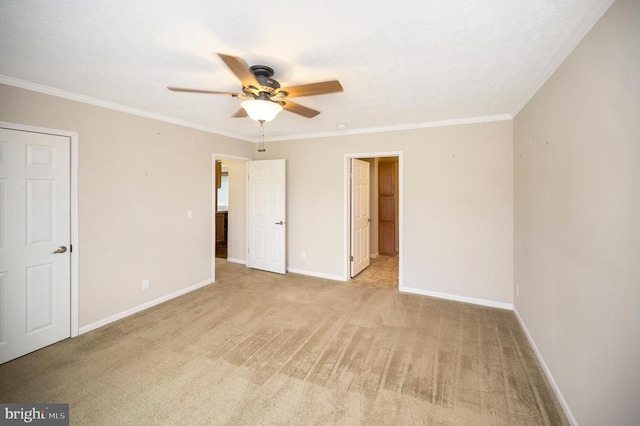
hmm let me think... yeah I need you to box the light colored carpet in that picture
[0,259,567,425]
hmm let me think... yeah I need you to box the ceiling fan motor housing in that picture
[250,65,281,92]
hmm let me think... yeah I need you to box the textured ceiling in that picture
[0,0,613,142]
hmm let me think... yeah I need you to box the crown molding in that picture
[265,114,513,142]
[2,75,512,144]
[0,75,251,142]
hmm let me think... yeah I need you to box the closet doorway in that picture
[215,160,229,259]
[212,155,249,269]
[378,158,399,256]
[345,152,402,288]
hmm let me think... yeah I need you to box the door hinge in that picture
[350,255,353,261]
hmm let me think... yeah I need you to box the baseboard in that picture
[78,277,213,335]
[287,267,346,282]
[399,285,513,310]
[370,253,379,258]
[513,308,578,426]
[225,258,246,265]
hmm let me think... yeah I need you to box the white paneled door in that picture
[350,158,370,277]
[0,128,71,364]
[247,159,286,274]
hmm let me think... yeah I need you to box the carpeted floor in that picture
[0,259,567,425]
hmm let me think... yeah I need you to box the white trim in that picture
[1,75,511,143]
[79,278,213,335]
[70,131,79,337]
[344,152,403,286]
[211,154,217,283]
[0,75,250,142]
[400,285,513,310]
[225,258,246,265]
[267,114,512,142]
[511,0,615,116]
[0,121,80,337]
[214,153,253,162]
[287,267,345,282]
[513,308,578,426]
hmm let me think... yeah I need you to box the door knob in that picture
[53,246,67,254]
[275,221,285,225]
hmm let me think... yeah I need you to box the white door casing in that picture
[0,128,71,364]
[350,158,370,277]
[246,159,286,274]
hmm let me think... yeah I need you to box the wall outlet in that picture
[516,285,519,297]
[142,279,150,290]
[187,210,193,219]
[301,251,306,260]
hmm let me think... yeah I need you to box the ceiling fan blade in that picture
[232,108,248,118]
[279,80,343,98]
[217,53,260,89]
[282,101,320,118]
[167,86,238,96]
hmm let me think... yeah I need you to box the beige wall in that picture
[261,120,514,305]
[513,0,640,424]
[0,84,253,328]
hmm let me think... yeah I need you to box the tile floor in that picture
[352,254,399,287]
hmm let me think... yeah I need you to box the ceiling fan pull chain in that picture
[258,120,266,152]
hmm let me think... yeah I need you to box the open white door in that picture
[247,159,286,274]
[0,128,71,364]
[350,158,370,277]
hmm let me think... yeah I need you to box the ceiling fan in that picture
[168,53,344,122]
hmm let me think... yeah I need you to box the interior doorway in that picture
[211,154,250,282]
[345,152,402,288]
[215,160,229,259]
[0,122,79,363]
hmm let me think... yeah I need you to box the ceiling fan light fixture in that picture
[168,54,341,120]
[241,99,283,123]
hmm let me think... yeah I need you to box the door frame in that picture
[344,151,403,285]
[1,121,79,337]
[211,153,251,282]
